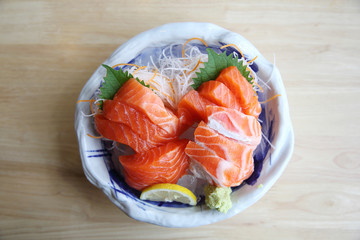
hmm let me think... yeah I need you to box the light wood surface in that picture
[1,1,359,239]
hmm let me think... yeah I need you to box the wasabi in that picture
[204,185,232,213]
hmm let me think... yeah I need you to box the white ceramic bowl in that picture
[75,22,294,228]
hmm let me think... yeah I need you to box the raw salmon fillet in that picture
[113,79,179,135]
[185,141,247,187]
[102,100,177,145]
[119,140,190,191]
[216,66,261,118]
[198,80,241,111]
[177,90,215,127]
[194,121,255,171]
[95,114,156,153]
[243,96,262,118]
[205,105,262,146]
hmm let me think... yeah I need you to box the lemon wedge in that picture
[140,183,197,206]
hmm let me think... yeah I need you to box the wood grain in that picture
[0,0,359,239]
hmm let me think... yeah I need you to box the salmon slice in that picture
[95,114,156,153]
[102,100,177,145]
[205,105,262,146]
[243,96,262,118]
[113,78,179,135]
[194,121,255,172]
[177,90,215,127]
[198,80,241,111]
[216,66,261,117]
[185,141,247,187]
[119,140,190,191]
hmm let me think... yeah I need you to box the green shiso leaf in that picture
[136,77,150,88]
[99,64,134,100]
[191,48,253,90]
[98,64,151,109]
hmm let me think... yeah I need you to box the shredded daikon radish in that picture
[125,44,208,109]
[261,132,275,149]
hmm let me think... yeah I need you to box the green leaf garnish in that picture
[98,64,150,109]
[99,64,134,100]
[191,48,253,90]
[136,77,150,88]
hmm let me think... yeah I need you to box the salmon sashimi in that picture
[242,96,262,118]
[119,140,190,191]
[216,66,261,116]
[95,114,156,153]
[185,141,248,187]
[102,100,177,145]
[177,89,215,127]
[205,105,262,146]
[113,78,179,135]
[194,121,255,170]
[198,80,241,111]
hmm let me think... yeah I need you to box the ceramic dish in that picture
[75,22,294,228]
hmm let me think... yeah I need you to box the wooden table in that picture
[1,1,359,239]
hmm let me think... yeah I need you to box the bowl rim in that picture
[75,22,294,228]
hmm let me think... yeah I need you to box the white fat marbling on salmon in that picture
[185,141,248,187]
[114,79,180,135]
[119,140,189,190]
[206,106,261,146]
